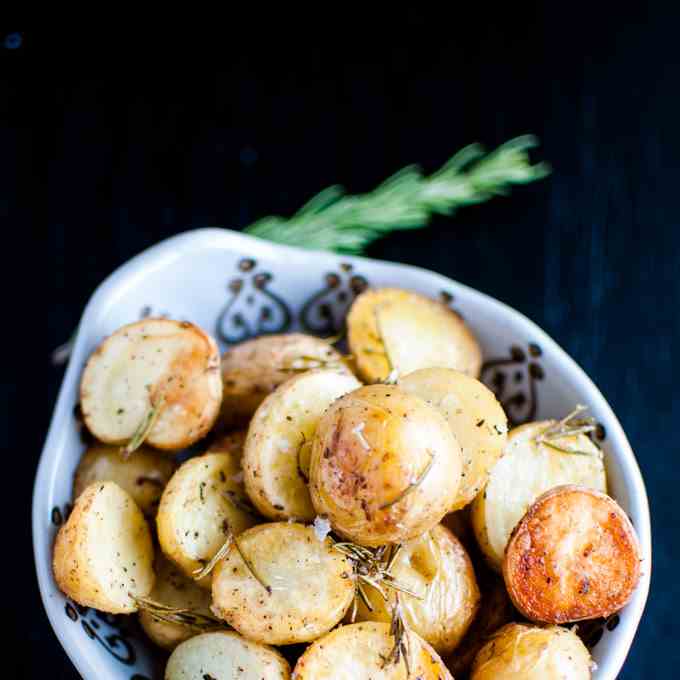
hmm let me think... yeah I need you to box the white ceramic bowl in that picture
[33,228,651,680]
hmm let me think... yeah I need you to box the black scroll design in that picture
[216,258,292,344]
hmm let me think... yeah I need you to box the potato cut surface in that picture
[293,622,453,679]
[73,444,176,516]
[80,318,222,450]
[471,420,607,568]
[165,631,291,680]
[400,368,508,510]
[347,287,482,382]
[243,369,361,520]
[157,452,257,586]
[355,524,480,655]
[211,522,355,645]
[139,553,215,650]
[310,385,462,546]
[220,333,352,428]
[503,484,642,623]
[470,623,592,680]
[53,481,154,613]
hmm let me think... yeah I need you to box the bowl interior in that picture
[33,229,651,680]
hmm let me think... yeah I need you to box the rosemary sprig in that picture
[382,593,412,676]
[120,394,166,459]
[245,135,549,253]
[233,534,272,594]
[132,595,225,631]
[379,451,435,510]
[534,405,599,456]
[192,535,234,581]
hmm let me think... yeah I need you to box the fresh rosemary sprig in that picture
[132,595,225,632]
[382,593,412,675]
[534,405,599,456]
[245,135,549,253]
[120,394,166,459]
[379,451,435,509]
[192,535,234,581]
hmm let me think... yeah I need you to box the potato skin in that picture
[80,318,222,450]
[157,453,257,586]
[503,484,642,624]
[310,385,463,546]
[211,523,355,645]
[400,368,508,510]
[139,553,213,650]
[471,420,607,569]
[73,444,176,516]
[355,524,480,655]
[243,369,361,521]
[220,333,352,429]
[165,630,291,680]
[470,623,592,680]
[293,621,454,680]
[53,481,154,613]
[347,287,482,383]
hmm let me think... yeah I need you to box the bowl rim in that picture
[33,227,652,680]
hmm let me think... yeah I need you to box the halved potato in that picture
[157,452,257,587]
[354,524,480,655]
[211,522,355,645]
[80,318,222,450]
[73,444,176,516]
[471,420,607,569]
[220,333,352,428]
[347,288,482,383]
[293,621,453,679]
[400,368,508,510]
[445,573,515,678]
[503,484,642,623]
[310,385,462,546]
[243,369,361,520]
[53,481,154,613]
[470,623,592,680]
[139,553,215,650]
[165,630,291,680]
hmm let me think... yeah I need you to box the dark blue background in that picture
[5,12,677,677]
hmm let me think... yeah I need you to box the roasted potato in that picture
[503,484,642,623]
[157,452,257,586]
[400,368,508,510]
[470,623,592,679]
[211,522,355,645]
[220,333,352,428]
[310,385,462,546]
[73,443,176,516]
[354,524,480,655]
[139,552,215,650]
[80,318,222,450]
[53,481,154,613]
[471,420,607,569]
[347,288,482,383]
[243,369,361,521]
[293,621,453,679]
[165,630,291,679]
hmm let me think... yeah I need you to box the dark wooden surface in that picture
[5,13,678,677]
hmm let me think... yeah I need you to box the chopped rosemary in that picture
[120,394,166,459]
[534,405,599,457]
[379,451,435,510]
[132,595,224,631]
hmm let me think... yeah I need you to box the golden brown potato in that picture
[165,630,291,679]
[73,443,176,516]
[220,333,352,428]
[80,318,222,450]
[503,484,642,624]
[53,481,154,613]
[139,553,215,650]
[347,287,482,383]
[157,453,257,587]
[243,369,361,521]
[400,368,508,510]
[310,385,462,546]
[293,622,453,679]
[471,420,607,569]
[470,623,592,679]
[211,522,355,645]
[354,524,480,655]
